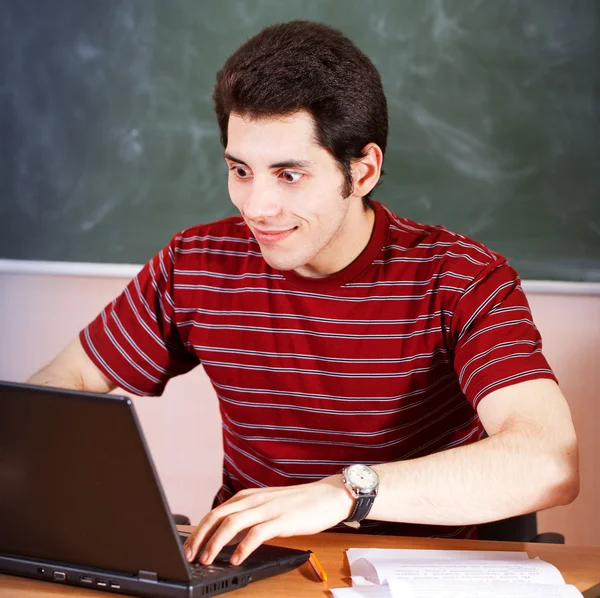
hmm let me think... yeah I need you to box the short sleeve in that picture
[80,238,199,396]
[451,257,557,409]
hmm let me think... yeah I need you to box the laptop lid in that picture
[0,381,192,583]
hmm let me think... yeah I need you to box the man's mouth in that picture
[252,226,298,245]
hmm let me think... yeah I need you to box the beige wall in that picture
[1,271,598,544]
[526,293,600,545]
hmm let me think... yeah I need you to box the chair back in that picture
[477,512,538,542]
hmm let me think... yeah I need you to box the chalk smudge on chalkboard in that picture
[81,199,122,233]
[400,100,536,183]
[75,36,103,62]
[117,128,144,163]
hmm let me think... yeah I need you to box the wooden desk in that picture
[1,530,599,597]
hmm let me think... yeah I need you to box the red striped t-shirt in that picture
[80,201,556,539]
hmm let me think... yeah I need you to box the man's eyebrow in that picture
[270,159,313,169]
[224,152,313,170]
[224,152,249,166]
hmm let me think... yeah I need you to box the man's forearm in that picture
[27,365,84,390]
[368,424,579,526]
[25,337,117,394]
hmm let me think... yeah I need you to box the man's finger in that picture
[184,502,237,561]
[229,520,279,565]
[184,488,280,560]
[200,505,270,565]
[183,517,220,562]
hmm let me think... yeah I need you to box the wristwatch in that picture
[340,464,379,528]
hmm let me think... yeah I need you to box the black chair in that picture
[173,513,191,525]
[478,512,565,543]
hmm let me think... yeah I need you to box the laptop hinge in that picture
[137,570,158,583]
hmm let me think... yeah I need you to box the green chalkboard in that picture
[2,0,599,281]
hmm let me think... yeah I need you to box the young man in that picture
[29,21,579,566]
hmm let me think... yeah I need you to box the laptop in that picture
[0,381,311,597]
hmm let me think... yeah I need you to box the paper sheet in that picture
[333,580,581,598]
[331,586,392,598]
[346,549,529,566]
[352,557,565,586]
[335,548,580,597]
[388,579,582,597]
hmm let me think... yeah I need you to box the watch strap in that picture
[344,494,375,525]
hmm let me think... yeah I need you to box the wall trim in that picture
[0,259,142,279]
[1,259,599,295]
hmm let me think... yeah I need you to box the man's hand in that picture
[183,475,353,566]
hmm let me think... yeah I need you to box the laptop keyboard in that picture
[189,562,229,580]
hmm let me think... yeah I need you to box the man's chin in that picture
[259,250,304,273]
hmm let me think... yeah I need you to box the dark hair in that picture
[213,20,388,208]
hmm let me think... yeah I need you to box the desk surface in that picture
[1,530,599,597]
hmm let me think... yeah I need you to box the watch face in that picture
[346,464,379,490]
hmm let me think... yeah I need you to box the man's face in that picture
[225,111,371,278]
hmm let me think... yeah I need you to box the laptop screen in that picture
[0,383,191,582]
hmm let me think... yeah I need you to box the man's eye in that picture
[280,171,303,183]
[231,166,250,178]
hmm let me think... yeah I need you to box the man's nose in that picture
[242,178,282,221]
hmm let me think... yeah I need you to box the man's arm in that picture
[184,378,579,565]
[368,377,579,525]
[27,336,117,394]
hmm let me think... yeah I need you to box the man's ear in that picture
[351,143,384,199]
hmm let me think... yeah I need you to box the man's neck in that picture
[293,201,376,279]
